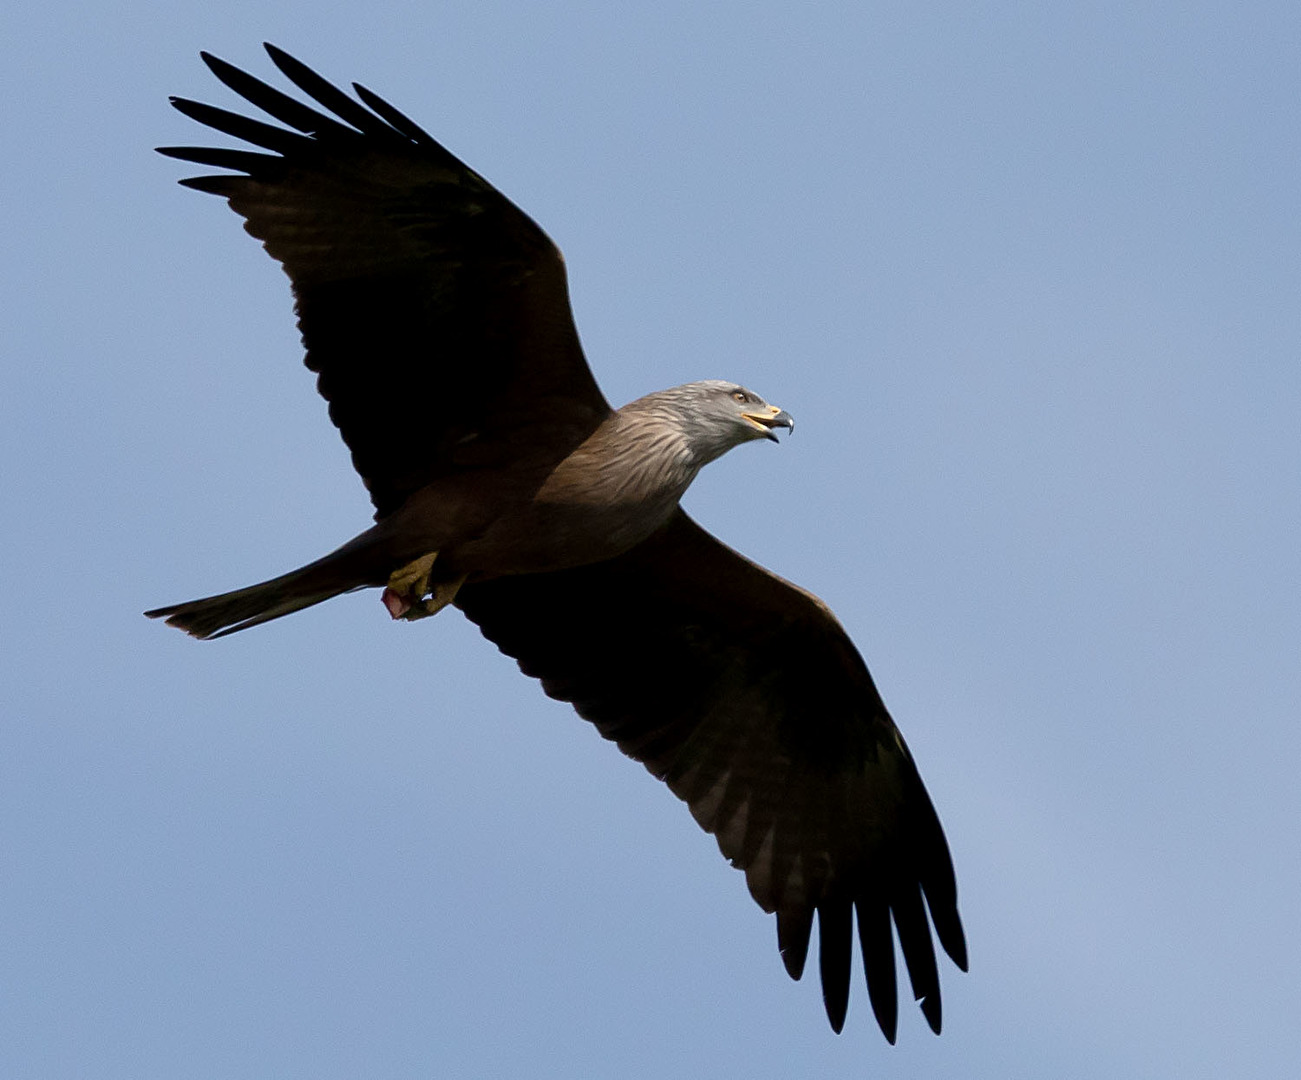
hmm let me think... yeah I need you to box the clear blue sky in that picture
[3,2,1299,1076]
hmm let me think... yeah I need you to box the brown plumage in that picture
[147,45,966,1040]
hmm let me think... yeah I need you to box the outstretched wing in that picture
[455,510,967,1040]
[160,45,611,518]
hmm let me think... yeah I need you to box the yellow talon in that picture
[403,573,468,621]
[387,551,439,597]
[381,552,466,622]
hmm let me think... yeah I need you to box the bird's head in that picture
[650,380,794,465]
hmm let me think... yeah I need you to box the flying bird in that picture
[147,45,966,1041]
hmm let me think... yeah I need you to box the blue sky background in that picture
[3,2,1299,1076]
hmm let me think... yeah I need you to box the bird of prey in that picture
[147,45,966,1041]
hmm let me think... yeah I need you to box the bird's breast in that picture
[440,418,700,579]
[449,488,684,579]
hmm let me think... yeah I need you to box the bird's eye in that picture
[731,390,748,403]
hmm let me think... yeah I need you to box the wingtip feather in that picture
[176,175,238,195]
[857,896,899,1043]
[919,991,942,1034]
[776,908,813,981]
[817,900,852,1034]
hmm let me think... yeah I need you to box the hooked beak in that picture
[742,404,795,442]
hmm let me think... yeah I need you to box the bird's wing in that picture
[160,45,612,518]
[455,510,967,1040]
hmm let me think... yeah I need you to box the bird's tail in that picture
[145,549,380,639]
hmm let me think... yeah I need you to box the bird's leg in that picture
[381,552,467,621]
[381,551,439,619]
[403,573,468,621]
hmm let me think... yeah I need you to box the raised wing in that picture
[455,511,967,1039]
[160,45,612,518]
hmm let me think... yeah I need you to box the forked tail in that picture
[145,553,375,639]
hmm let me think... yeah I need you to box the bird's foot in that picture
[382,552,466,622]
[409,574,468,620]
[383,551,438,619]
